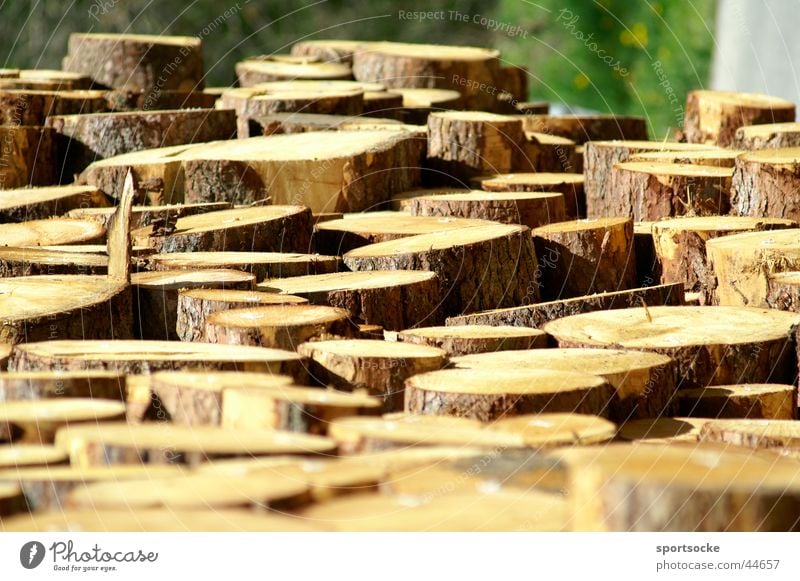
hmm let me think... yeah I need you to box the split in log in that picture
[352,42,501,110]
[0,185,110,223]
[131,269,255,340]
[258,270,442,331]
[0,398,126,444]
[343,224,540,317]
[446,283,684,328]
[235,60,352,87]
[204,304,356,350]
[706,228,800,307]
[404,368,614,421]
[426,111,525,180]
[683,90,795,146]
[63,33,204,91]
[46,108,237,178]
[132,205,312,253]
[473,172,585,219]
[176,288,307,343]
[678,384,795,420]
[558,442,800,531]
[313,212,493,255]
[54,422,335,467]
[147,251,340,280]
[298,339,447,412]
[532,217,636,300]
[519,114,648,144]
[543,305,800,388]
[0,370,125,401]
[652,215,796,304]
[397,325,546,356]
[10,340,307,378]
[80,130,424,211]
[149,370,294,426]
[608,162,733,220]
[732,148,800,222]
[0,444,68,468]
[408,190,566,229]
[450,348,677,422]
[582,140,716,218]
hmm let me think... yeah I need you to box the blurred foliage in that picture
[0,0,715,135]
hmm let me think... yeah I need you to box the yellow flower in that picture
[620,22,649,47]
[573,73,590,90]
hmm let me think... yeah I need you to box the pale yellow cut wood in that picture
[0,444,68,468]
[0,398,126,443]
[472,172,585,218]
[397,325,546,355]
[617,417,708,443]
[678,384,795,419]
[0,370,125,401]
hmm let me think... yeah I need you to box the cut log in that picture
[0,89,108,125]
[66,471,310,511]
[0,218,105,247]
[393,88,462,124]
[252,112,403,136]
[0,370,124,401]
[352,42,501,110]
[0,444,68,468]
[131,269,255,340]
[176,288,307,343]
[149,370,290,425]
[629,149,740,167]
[258,270,442,330]
[532,217,636,300]
[734,122,800,149]
[683,90,795,146]
[544,306,800,388]
[1,507,323,532]
[474,172,585,219]
[10,340,307,378]
[298,339,447,412]
[652,216,796,303]
[328,415,527,454]
[63,33,204,91]
[132,206,312,254]
[699,419,800,452]
[205,304,356,350]
[405,368,614,421]
[426,111,525,180]
[732,148,800,221]
[397,325,546,356]
[559,442,800,531]
[608,162,733,220]
[46,108,237,177]
[451,348,677,422]
[313,213,491,255]
[767,271,800,312]
[105,89,217,111]
[54,422,335,467]
[147,251,340,280]
[0,398,126,443]
[81,130,424,211]
[583,140,715,218]
[0,247,108,277]
[706,228,800,307]
[236,60,352,86]
[68,201,233,230]
[291,40,372,64]
[0,126,56,188]
[0,185,109,223]
[222,386,380,435]
[617,417,708,443]
[18,70,92,89]
[678,384,795,420]
[344,224,539,316]
[408,190,566,229]
[519,131,576,173]
[391,187,470,211]
[446,282,684,328]
[520,114,648,144]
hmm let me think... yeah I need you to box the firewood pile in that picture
[0,34,799,532]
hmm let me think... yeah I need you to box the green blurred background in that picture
[0,0,716,136]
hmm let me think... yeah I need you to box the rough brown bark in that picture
[733,122,800,150]
[104,89,217,111]
[683,90,795,146]
[767,272,800,312]
[0,371,125,401]
[397,325,547,356]
[518,131,576,173]
[63,33,204,91]
[475,172,585,219]
[0,126,57,188]
[343,224,540,317]
[291,40,371,64]
[532,217,636,300]
[732,149,800,222]
[678,384,795,420]
[0,89,108,126]
[235,60,352,86]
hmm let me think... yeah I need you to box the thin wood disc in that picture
[147,251,341,279]
[0,444,68,468]
[488,413,617,446]
[0,219,105,247]
[397,325,546,355]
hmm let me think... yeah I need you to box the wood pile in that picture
[1,34,800,533]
